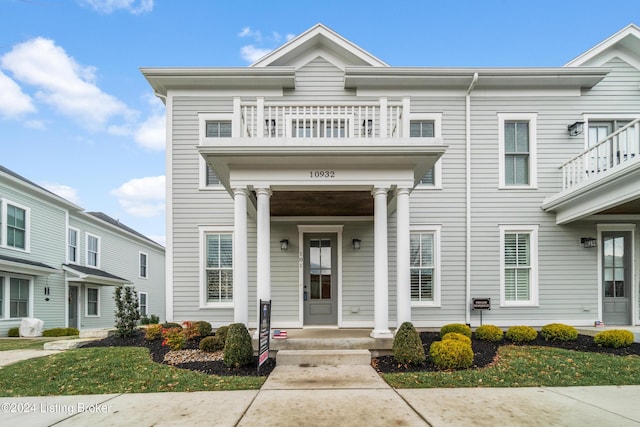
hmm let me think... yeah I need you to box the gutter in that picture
[465,73,478,326]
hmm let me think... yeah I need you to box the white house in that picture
[0,165,165,335]
[143,24,640,337]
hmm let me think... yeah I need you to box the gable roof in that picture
[250,23,388,69]
[565,24,640,69]
[86,211,164,249]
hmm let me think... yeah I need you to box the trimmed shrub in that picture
[42,328,79,337]
[392,322,426,365]
[429,339,474,370]
[194,321,212,337]
[223,323,254,368]
[8,327,19,337]
[145,324,163,341]
[162,327,186,350]
[199,336,219,352]
[212,326,230,351]
[506,326,538,343]
[540,323,578,342]
[594,329,635,349]
[440,323,472,339]
[182,321,201,340]
[149,314,160,324]
[161,322,182,330]
[442,332,472,346]
[474,325,504,342]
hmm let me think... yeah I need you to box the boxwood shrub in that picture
[199,336,219,352]
[540,323,578,341]
[429,339,474,370]
[442,332,472,346]
[392,322,426,365]
[194,321,212,337]
[223,323,254,367]
[212,325,230,351]
[8,327,19,337]
[594,329,635,348]
[506,325,538,343]
[474,324,504,342]
[42,328,79,337]
[440,323,472,338]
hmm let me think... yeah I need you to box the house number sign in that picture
[309,170,336,178]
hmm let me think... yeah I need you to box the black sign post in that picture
[471,298,491,325]
[258,300,271,373]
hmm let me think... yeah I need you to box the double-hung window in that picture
[87,234,100,268]
[500,225,538,306]
[139,252,148,278]
[199,114,233,189]
[410,114,442,188]
[68,228,79,263]
[498,113,537,188]
[409,226,441,306]
[10,277,30,318]
[202,231,233,305]
[1,199,30,251]
[138,292,148,317]
[86,287,99,316]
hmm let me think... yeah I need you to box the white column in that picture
[396,188,411,327]
[233,188,249,325]
[371,187,393,338]
[256,188,272,307]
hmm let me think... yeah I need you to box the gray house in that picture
[143,24,640,336]
[0,165,165,336]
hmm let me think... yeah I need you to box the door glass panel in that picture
[309,238,331,300]
[603,235,625,298]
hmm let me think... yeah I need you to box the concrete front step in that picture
[276,349,371,366]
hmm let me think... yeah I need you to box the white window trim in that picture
[499,224,539,307]
[67,227,80,264]
[86,233,101,269]
[0,199,31,253]
[139,251,148,279]
[199,225,234,309]
[411,113,443,190]
[85,286,100,317]
[0,274,33,320]
[410,224,442,307]
[198,113,233,190]
[498,113,538,189]
[138,291,149,317]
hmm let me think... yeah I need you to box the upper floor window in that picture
[86,234,100,268]
[68,228,79,263]
[139,252,148,278]
[206,165,220,186]
[500,225,538,307]
[498,113,537,188]
[206,121,232,138]
[1,199,30,251]
[410,114,442,188]
[410,120,435,137]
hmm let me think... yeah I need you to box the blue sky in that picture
[2,0,640,246]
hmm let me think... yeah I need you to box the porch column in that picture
[233,188,249,325]
[396,188,411,326]
[256,188,272,307]
[371,187,393,338]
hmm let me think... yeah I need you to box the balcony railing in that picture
[239,103,404,139]
[561,118,640,190]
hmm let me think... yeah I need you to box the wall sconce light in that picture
[265,119,276,137]
[568,121,584,136]
[352,238,362,251]
[280,239,289,251]
[44,287,50,296]
[581,237,597,248]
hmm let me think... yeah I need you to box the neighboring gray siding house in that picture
[0,165,165,336]
[143,24,640,336]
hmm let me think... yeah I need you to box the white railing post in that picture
[402,97,411,137]
[379,97,388,138]
[233,97,241,138]
[256,97,264,138]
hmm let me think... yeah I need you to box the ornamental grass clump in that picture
[474,324,504,342]
[429,339,474,370]
[392,322,426,365]
[594,329,635,348]
[442,332,472,346]
[223,323,254,368]
[506,325,538,343]
[440,323,472,338]
[540,323,578,341]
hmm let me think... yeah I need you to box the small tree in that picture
[114,286,140,338]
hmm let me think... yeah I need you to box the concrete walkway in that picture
[1,360,639,426]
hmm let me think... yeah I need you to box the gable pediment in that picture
[566,24,640,71]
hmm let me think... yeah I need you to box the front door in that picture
[602,231,632,325]
[68,286,79,329]
[303,234,338,325]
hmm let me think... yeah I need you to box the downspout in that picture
[465,73,478,326]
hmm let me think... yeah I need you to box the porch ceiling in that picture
[270,191,373,216]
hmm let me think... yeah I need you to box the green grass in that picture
[0,337,77,351]
[0,347,265,396]
[382,345,640,388]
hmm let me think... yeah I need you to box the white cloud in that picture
[42,182,81,205]
[78,0,154,14]
[0,70,35,118]
[286,33,296,41]
[111,175,165,218]
[1,37,135,130]
[241,45,272,63]
[238,27,262,41]
[134,94,165,150]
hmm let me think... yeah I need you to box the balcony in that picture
[543,118,640,223]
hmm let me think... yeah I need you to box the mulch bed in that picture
[82,330,640,377]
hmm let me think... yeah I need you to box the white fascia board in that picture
[565,24,640,67]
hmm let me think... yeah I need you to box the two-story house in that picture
[0,165,165,336]
[142,24,640,337]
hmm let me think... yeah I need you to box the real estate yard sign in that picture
[258,300,271,372]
